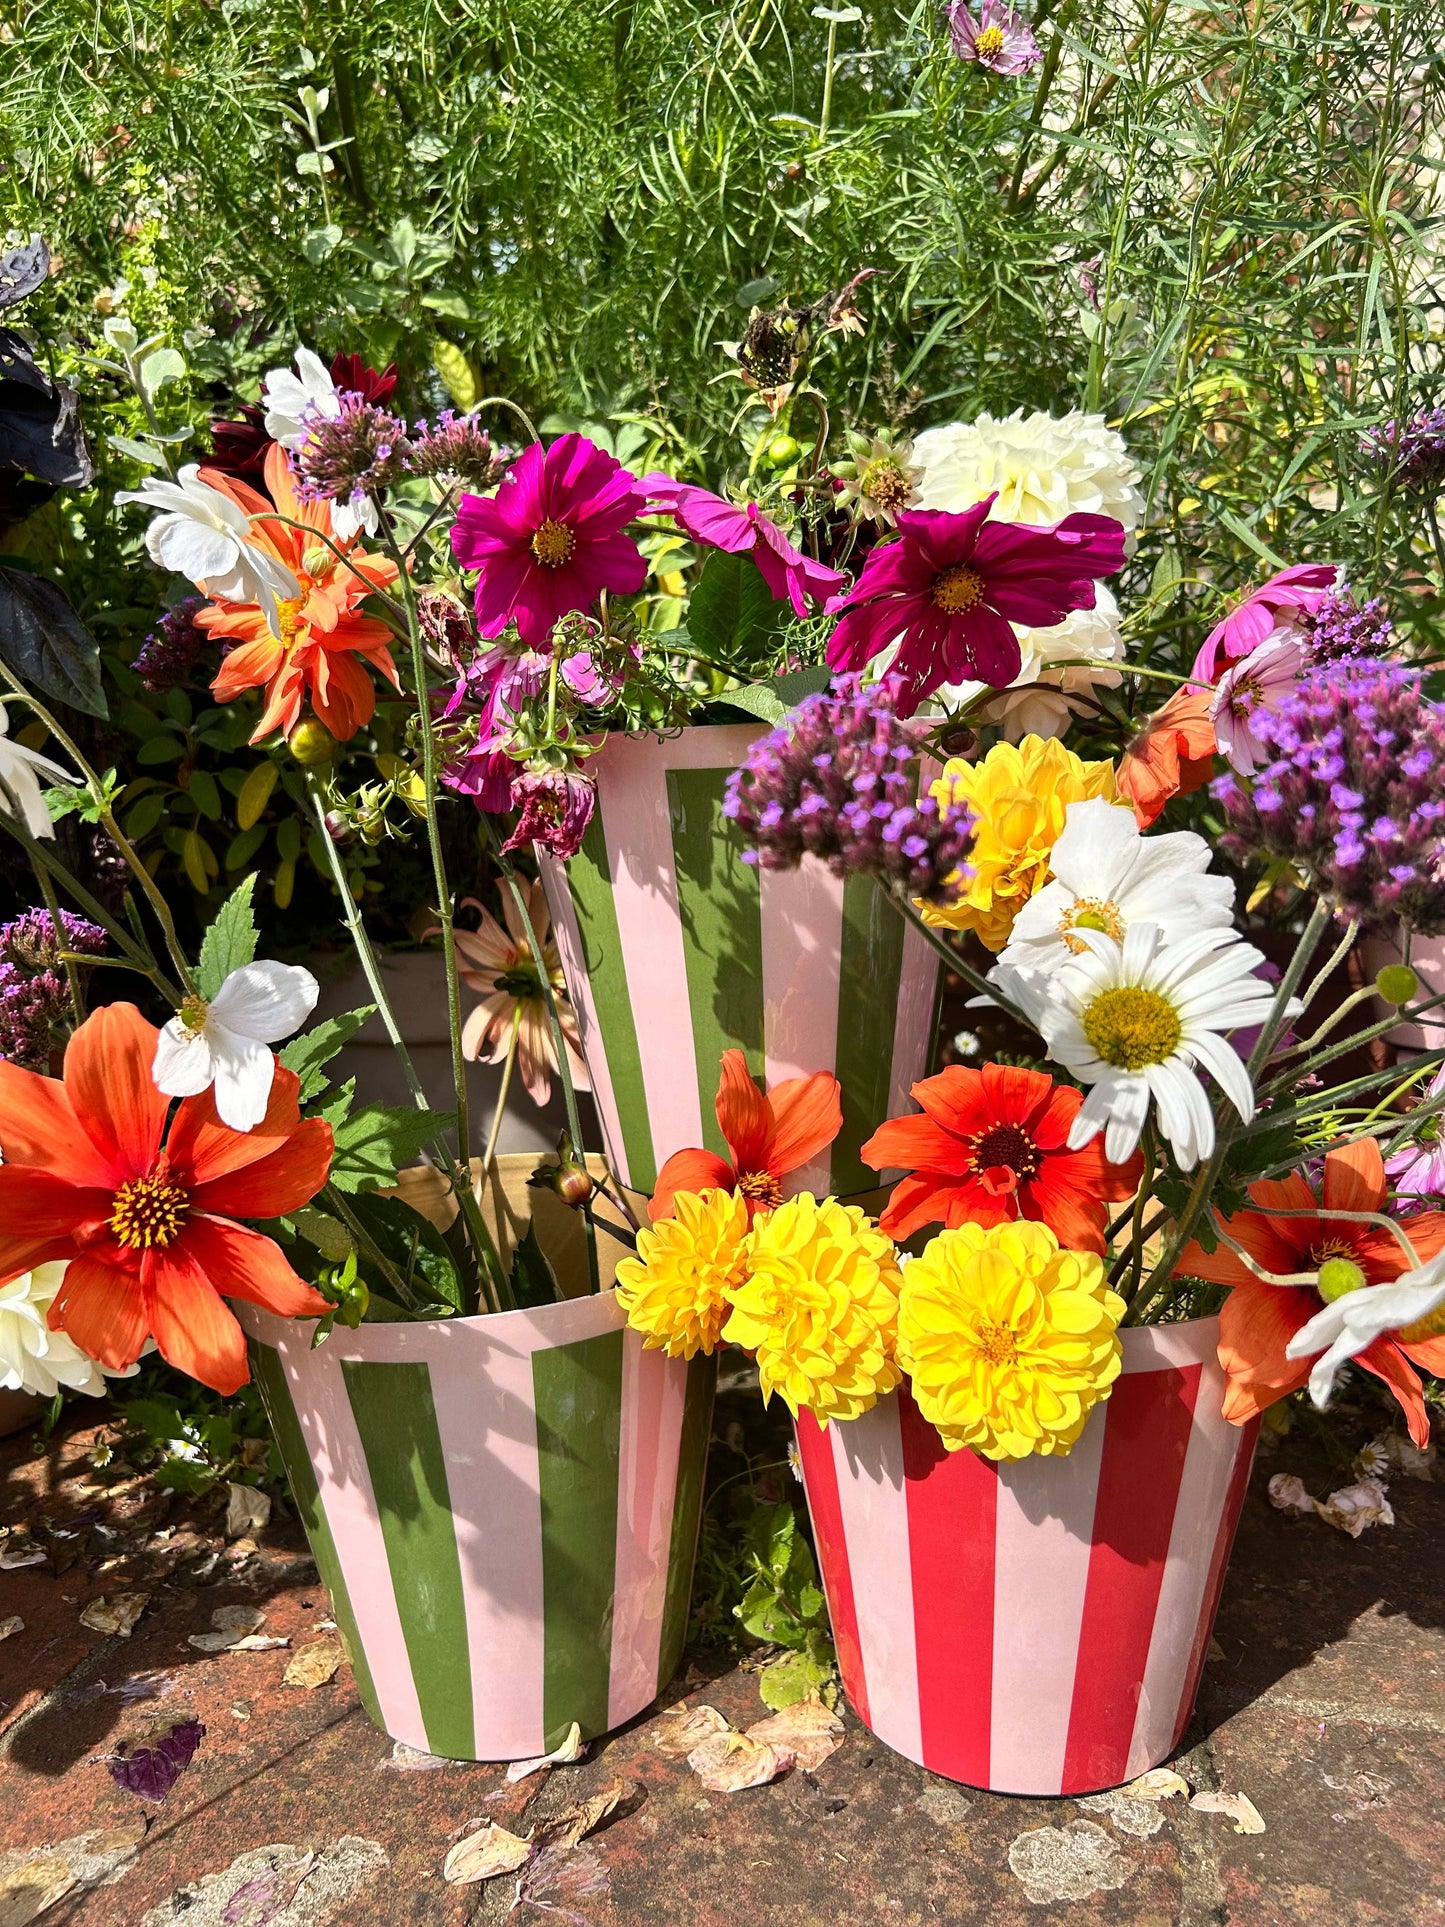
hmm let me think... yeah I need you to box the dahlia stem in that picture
[28,852,86,1028]
[482,1014,520,1173]
[889,893,1034,1033]
[1295,917,1360,1015]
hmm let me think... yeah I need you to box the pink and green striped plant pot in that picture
[240,1293,714,1762]
[538,723,942,1201]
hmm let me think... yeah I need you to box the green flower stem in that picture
[321,1182,422,1311]
[482,1013,520,1172]
[28,850,85,1026]
[1247,895,1333,1079]
[1269,982,1445,1098]
[1294,916,1361,1015]
[889,893,1035,1032]
[1254,1047,1445,1148]
[254,512,407,622]
[1111,1118,1158,1305]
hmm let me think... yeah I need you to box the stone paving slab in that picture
[1,1408,1441,1926]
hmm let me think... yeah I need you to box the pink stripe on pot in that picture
[539,857,627,1179]
[271,1322,428,1751]
[607,1338,686,1728]
[758,855,845,1199]
[887,911,938,1130]
[1170,1413,1259,1753]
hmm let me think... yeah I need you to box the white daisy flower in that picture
[0,1262,138,1399]
[0,705,77,841]
[1285,1250,1445,1413]
[153,960,320,1132]
[262,347,377,540]
[994,921,1282,1169]
[910,408,1145,533]
[116,464,301,614]
[998,797,1237,974]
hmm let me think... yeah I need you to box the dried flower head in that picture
[0,907,106,1069]
[408,412,515,492]
[293,392,411,512]
[131,595,210,693]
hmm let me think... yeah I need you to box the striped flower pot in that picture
[537,723,941,1201]
[795,1317,1259,1796]
[241,1293,714,1762]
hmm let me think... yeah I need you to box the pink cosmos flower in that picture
[824,495,1126,716]
[1191,563,1339,685]
[949,0,1042,74]
[643,476,848,617]
[1387,1065,1445,1200]
[504,769,597,860]
[451,434,647,647]
[1209,631,1307,775]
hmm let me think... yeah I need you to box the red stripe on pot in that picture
[608,1337,687,1728]
[900,1386,997,1786]
[1168,1412,1260,1757]
[758,855,845,1200]
[795,1412,871,1729]
[1061,1360,1202,1794]
[537,855,629,1190]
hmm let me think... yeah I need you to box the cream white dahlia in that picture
[0,1262,135,1399]
[911,408,1145,533]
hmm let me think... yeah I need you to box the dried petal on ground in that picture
[0,1819,147,1922]
[79,1593,150,1638]
[139,1838,387,1927]
[0,1616,22,1641]
[1123,1768,1190,1801]
[687,1730,794,1793]
[283,1639,343,1689]
[504,1721,586,1783]
[0,1850,77,1921]
[532,1778,636,1854]
[187,1606,269,1653]
[108,1717,205,1802]
[651,1703,731,1760]
[744,1691,844,1772]
[516,1842,610,1917]
[1190,1790,1266,1833]
[224,1485,272,1539]
[441,1823,532,1886]
[0,1539,46,1570]
[1007,1820,1136,1905]
[379,1742,445,1771]
[1267,1473,1317,1517]
[218,1850,314,1924]
[1076,1791,1164,1837]
[1318,1477,1395,1537]
[225,1636,289,1653]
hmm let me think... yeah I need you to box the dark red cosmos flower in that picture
[825,494,1127,716]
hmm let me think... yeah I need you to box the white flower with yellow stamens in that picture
[1285,1249,1445,1412]
[153,961,319,1132]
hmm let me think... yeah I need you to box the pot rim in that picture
[235,1284,625,1361]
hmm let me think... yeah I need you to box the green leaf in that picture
[280,1005,376,1103]
[106,433,164,469]
[347,1192,463,1311]
[301,224,343,264]
[195,874,259,998]
[687,549,787,669]
[706,682,785,726]
[187,769,222,821]
[758,1646,836,1711]
[138,347,186,397]
[327,1101,453,1193]
[510,1220,561,1309]
[0,565,107,718]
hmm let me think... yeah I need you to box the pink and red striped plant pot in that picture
[537,723,941,1202]
[240,1292,713,1762]
[795,1316,1258,1796]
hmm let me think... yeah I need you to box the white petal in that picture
[149,516,239,586]
[1051,796,1141,899]
[1186,1029,1256,1125]
[210,1031,278,1131]
[152,1021,217,1097]
[210,960,320,1042]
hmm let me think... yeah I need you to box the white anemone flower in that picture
[0,1261,138,1398]
[116,464,301,614]
[911,408,1145,533]
[999,797,1237,973]
[1285,1251,1445,1413]
[153,960,320,1132]
[262,347,377,540]
[994,921,1282,1169]
[0,705,77,840]
[936,586,1127,741]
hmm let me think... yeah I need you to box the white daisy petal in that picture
[1186,1029,1257,1125]
[209,960,320,1043]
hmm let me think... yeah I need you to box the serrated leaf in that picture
[327,1102,453,1193]
[687,550,787,669]
[510,1220,561,1309]
[346,1192,463,1310]
[280,1005,376,1102]
[0,566,106,717]
[195,874,258,997]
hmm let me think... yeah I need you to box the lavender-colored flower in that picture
[293,391,411,512]
[408,412,514,492]
[1214,659,1445,935]
[0,908,107,1069]
[1209,631,1305,775]
[723,673,976,907]
[1304,589,1393,664]
[949,0,1042,74]
[131,595,209,692]
[1362,405,1445,495]
[1387,1063,1445,1199]
[504,768,597,859]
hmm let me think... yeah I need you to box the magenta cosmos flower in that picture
[949,0,1042,74]
[1191,563,1339,684]
[643,476,848,617]
[451,433,647,647]
[825,495,1126,715]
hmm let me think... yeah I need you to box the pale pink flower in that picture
[948,0,1042,74]
[454,882,588,1107]
[1209,631,1306,775]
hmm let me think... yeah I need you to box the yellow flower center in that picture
[1061,897,1124,953]
[178,993,210,1035]
[737,1168,784,1209]
[974,24,1006,56]
[276,595,305,647]
[1401,1303,1445,1342]
[973,1319,1019,1368]
[1082,985,1183,1070]
[862,458,910,509]
[530,519,576,568]
[932,562,987,614]
[110,1174,189,1250]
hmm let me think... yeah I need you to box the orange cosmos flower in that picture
[0,1003,332,1395]
[1116,686,1217,828]
[1181,1138,1445,1447]
[198,443,401,743]
[649,1049,843,1224]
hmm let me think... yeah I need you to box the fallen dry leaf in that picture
[79,1593,149,1639]
[187,1605,268,1653]
[224,1484,271,1539]
[651,1703,731,1760]
[687,1730,793,1792]
[1123,1768,1190,1802]
[745,1691,844,1773]
[0,1616,22,1642]
[1190,1790,1266,1834]
[504,1721,586,1783]
[0,1850,77,1922]
[1318,1477,1394,1538]
[283,1639,342,1689]
[1267,1473,1316,1518]
[441,1823,532,1886]
[532,1778,635,1854]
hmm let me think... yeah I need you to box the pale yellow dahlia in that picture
[898,1220,1125,1460]
[614,1187,751,1359]
[723,1195,902,1424]
[923,735,1117,950]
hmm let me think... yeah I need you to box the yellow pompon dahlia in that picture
[614,1187,751,1359]
[923,735,1117,950]
[722,1195,902,1424]
[898,1220,1125,1460]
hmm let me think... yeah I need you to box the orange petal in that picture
[860,1112,972,1177]
[1217,1278,1316,1408]
[191,1119,333,1221]
[649,1149,735,1222]
[1022,1171,1107,1255]
[910,1066,986,1136]
[211,634,284,701]
[715,1051,770,1174]
[63,1004,168,1184]
[147,1247,250,1394]
[764,1071,843,1176]
[1356,1338,1431,1449]
[978,1061,1054,1129]
[1322,1138,1385,1217]
[876,1171,966,1239]
[0,1061,116,1187]
[183,1215,330,1318]
[166,1063,305,1190]
[48,1253,151,1374]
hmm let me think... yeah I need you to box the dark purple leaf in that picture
[0,238,48,311]
[0,566,106,717]
[0,327,94,492]
[108,1717,205,1801]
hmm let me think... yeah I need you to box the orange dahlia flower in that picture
[861,1062,1142,1254]
[199,444,401,743]
[0,1003,332,1395]
[1116,686,1217,828]
[648,1049,842,1224]
[1181,1138,1445,1447]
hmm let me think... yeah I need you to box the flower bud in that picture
[288,718,336,766]
[1316,1257,1367,1302]
[1375,964,1418,1006]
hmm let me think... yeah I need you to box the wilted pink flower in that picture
[451,434,647,647]
[1387,1064,1445,1199]
[1191,563,1339,685]
[504,768,597,860]
[824,494,1125,715]
[643,476,848,616]
[1209,632,1306,775]
[949,0,1042,74]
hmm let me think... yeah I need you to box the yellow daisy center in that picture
[974,24,1006,56]
[110,1174,189,1251]
[531,519,576,568]
[1082,985,1183,1070]
[932,562,987,614]
[1060,897,1125,953]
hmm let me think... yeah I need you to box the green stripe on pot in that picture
[249,1341,382,1730]
[532,1328,625,1748]
[340,1359,473,1760]
[832,875,906,1195]
[566,812,657,1191]
[657,1350,717,1690]
[666,767,765,1161]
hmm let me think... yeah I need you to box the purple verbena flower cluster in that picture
[722,673,976,906]
[1214,660,1445,934]
[1361,406,1445,495]
[131,595,209,692]
[1303,589,1393,664]
[293,392,411,508]
[0,908,107,1070]
[408,413,514,492]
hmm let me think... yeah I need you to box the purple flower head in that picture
[131,595,210,693]
[409,412,515,492]
[1304,589,1394,665]
[1209,631,1306,776]
[824,496,1125,717]
[293,391,411,508]
[0,908,106,1071]
[949,0,1043,73]
[643,476,849,616]
[1387,1064,1445,1198]
[1191,563,1339,685]
[1214,659,1445,935]
[452,434,647,648]
[1361,405,1445,495]
[504,768,597,860]
[723,673,976,905]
